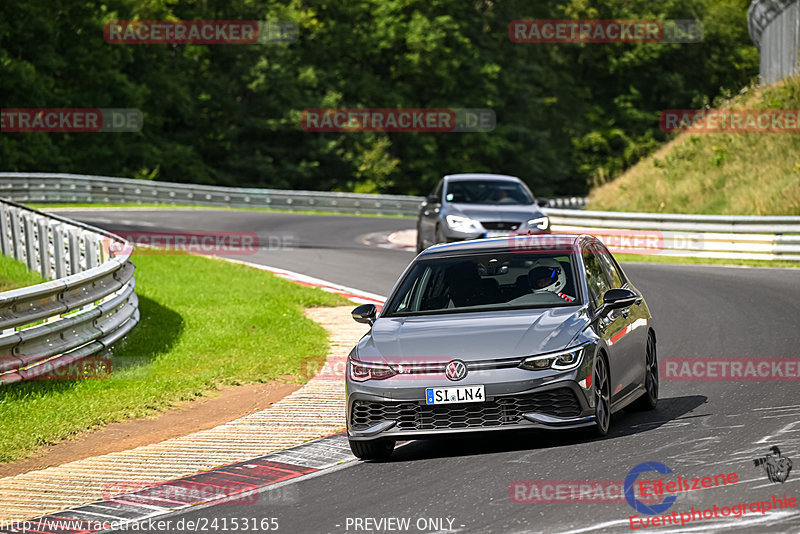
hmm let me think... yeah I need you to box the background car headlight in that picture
[445,214,483,233]
[527,216,550,230]
[349,359,397,381]
[519,346,585,371]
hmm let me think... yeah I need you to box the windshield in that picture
[445,180,534,205]
[383,253,581,316]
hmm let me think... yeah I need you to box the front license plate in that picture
[484,230,510,238]
[426,385,485,405]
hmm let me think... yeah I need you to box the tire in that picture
[590,354,611,437]
[629,333,658,411]
[349,438,396,461]
[434,224,447,246]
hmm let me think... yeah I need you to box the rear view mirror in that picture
[352,303,377,325]
[536,197,549,207]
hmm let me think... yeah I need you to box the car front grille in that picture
[350,388,582,432]
[482,221,520,231]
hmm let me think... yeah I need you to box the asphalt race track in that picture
[55,209,800,533]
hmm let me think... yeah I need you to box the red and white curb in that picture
[0,262,386,529]
[360,230,417,252]
[0,434,354,534]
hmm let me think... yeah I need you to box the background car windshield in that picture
[445,181,534,205]
[384,253,580,316]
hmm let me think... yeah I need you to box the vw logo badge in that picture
[445,360,467,381]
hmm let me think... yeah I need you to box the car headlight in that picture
[519,346,585,371]
[349,359,397,381]
[445,215,482,233]
[527,216,550,230]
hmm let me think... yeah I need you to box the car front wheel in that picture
[349,438,396,461]
[591,355,611,436]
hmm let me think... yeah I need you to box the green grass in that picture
[27,202,415,219]
[0,251,349,464]
[589,75,800,215]
[614,253,799,269]
[0,254,45,291]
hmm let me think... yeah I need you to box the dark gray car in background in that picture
[416,173,550,253]
[346,234,658,460]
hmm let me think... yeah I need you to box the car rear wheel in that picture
[591,355,611,436]
[349,438,396,461]
[629,333,658,411]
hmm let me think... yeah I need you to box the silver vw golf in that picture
[346,234,658,460]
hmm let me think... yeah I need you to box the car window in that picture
[383,253,580,316]
[443,180,533,205]
[594,243,624,288]
[582,245,613,308]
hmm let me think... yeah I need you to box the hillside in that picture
[588,75,800,215]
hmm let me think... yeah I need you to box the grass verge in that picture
[614,253,799,269]
[0,251,349,464]
[0,255,45,291]
[588,75,800,215]
[27,203,416,219]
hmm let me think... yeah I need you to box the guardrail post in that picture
[0,204,10,256]
[68,229,81,274]
[37,219,52,280]
[10,208,23,262]
[85,235,99,269]
[23,215,37,272]
[53,224,67,279]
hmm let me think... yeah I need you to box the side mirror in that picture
[536,197,549,207]
[602,288,638,310]
[352,303,377,325]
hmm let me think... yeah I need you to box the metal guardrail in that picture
[2,173,796,261]
[544,208,800,261]
[0,198,138,385]
[0,172,588,214]
[748,0,800,84]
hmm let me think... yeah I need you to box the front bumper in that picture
[346,365,595,441]
[441,226,551,243]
